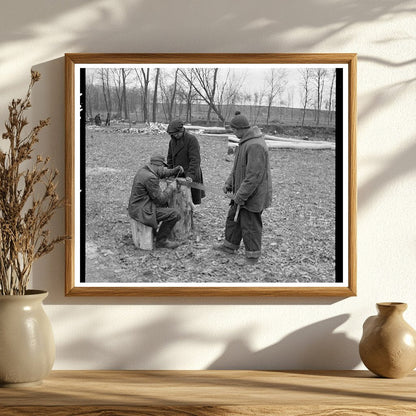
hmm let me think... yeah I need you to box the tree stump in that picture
[129,218,154,250]
[167,182,194,241]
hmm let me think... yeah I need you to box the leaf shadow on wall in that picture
[207,314,360,370]
[0,0,414,95]
[358,139,416,210]
[52,308,359,370]
[356,56,416,211]
[53,310,221,369]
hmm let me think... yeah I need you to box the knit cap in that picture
[230,111,250,129]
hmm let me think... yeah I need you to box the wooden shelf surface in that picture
[1,370,415,415]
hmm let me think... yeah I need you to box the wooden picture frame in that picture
[65,53,356,296]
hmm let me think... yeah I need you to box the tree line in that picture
[85,67,336,127]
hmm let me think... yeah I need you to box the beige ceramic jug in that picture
[359,302,416,378]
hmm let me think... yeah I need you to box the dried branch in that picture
[0,71,67,295]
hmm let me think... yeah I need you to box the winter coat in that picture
[127,164,173,229]
[225,126,272,212]
[167,130,205,204]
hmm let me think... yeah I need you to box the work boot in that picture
[213,243,237,255]
[156,239,181,249]
[245,257,259,265]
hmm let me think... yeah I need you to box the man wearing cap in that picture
[128,154,184,249]
[166,119,205,205]
[216,112,272,264]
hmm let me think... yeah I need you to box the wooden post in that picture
[129,218,154,250]
[167,182,194,241]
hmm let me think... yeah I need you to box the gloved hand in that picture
[223,184,232,194]
[185,176,193,182]
[175,165,184,175]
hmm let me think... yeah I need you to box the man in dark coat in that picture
[128,154,184,249]
[166,120,205,205]
[216,112,272,264]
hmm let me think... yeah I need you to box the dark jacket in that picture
[225,126,272,212]
[128,164,173,228]
[167,130,205,204]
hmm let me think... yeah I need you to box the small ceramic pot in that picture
[359,302,416,378]
[0,290,55,387]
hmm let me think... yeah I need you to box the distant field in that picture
[84,126,336,284]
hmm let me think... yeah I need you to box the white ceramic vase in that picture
[0,290,55,387]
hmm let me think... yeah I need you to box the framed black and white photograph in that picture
[65,53,356,296]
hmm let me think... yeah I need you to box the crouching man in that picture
[128,154,184,249]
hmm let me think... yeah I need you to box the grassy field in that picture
[84,125,335,284]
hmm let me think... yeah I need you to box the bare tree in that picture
[179,68,225,125]
[169,69,179,122]
[216,69,245,122]
[128,86,141,122]
[135,68,150,123]
[299,68,313,127]
[265,69,287,127]
[207,69,217,124]
[179,68,245,126]
[158,69,179,122]
[177,70,198,123]
[121,69,131,122]
[287,87,295,120]
[110,69,123,118]
[85,70,96,119]
[152,68,160,122]
[313,68,328,125]
[252,89,266,124]
[98,68,112,120]
[327,69,336,124]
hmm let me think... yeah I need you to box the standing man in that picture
[128,154,184,249]
[216,112,272,264]
[166,119,205,205]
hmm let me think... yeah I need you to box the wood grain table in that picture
[1,370,415,415]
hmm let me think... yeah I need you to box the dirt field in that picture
[84,126,335,284]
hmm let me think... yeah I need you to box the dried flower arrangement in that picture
[0,71,66,295]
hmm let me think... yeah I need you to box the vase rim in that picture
[377,302,407,311]
[0,290,48,300]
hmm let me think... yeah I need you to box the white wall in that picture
[1,0,415,370]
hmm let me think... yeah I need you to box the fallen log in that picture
[228,134,333,146]
[185,125,228,134]
[228,136,335,151]
[264,134,318,143]
[267,141,335,150]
